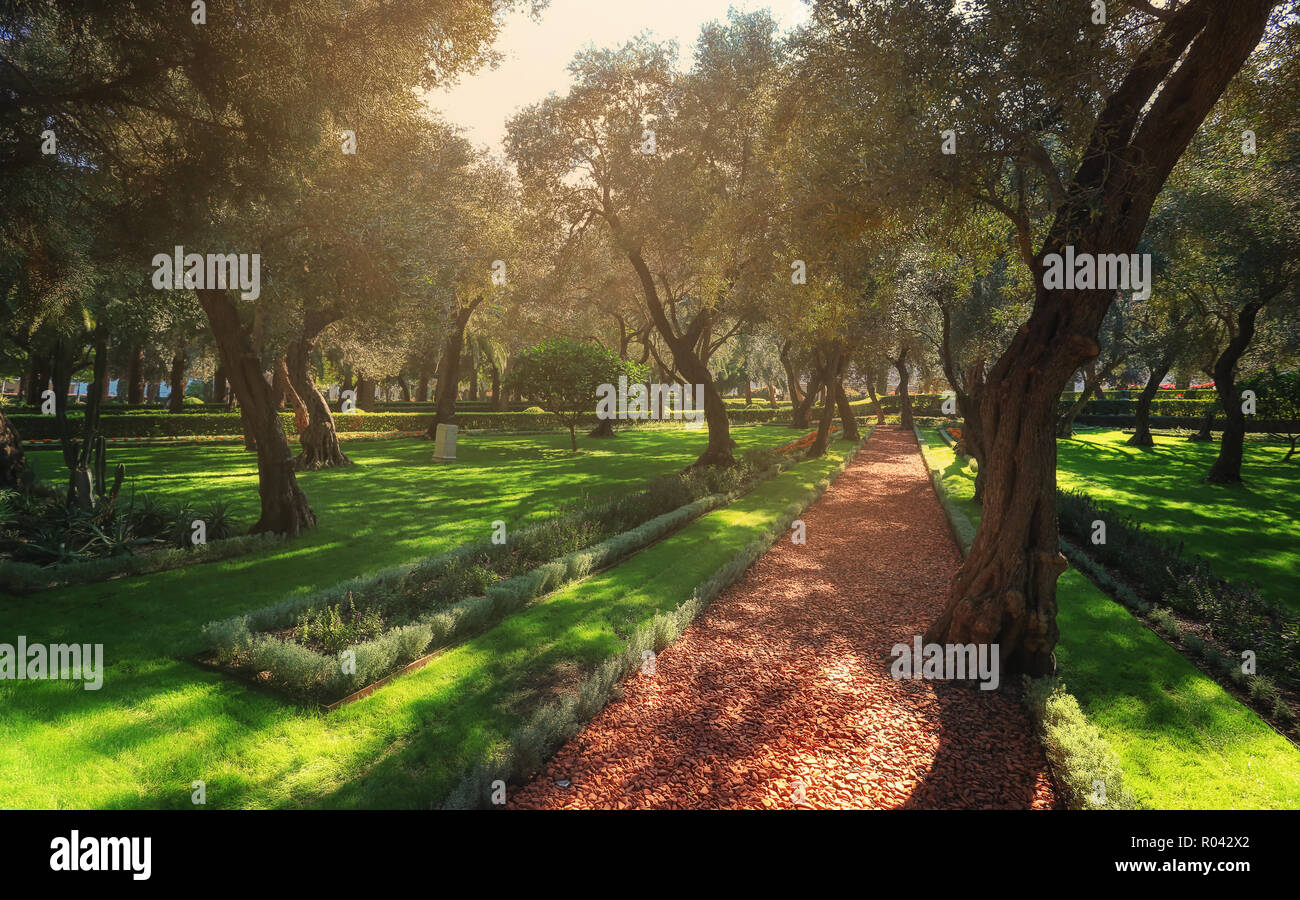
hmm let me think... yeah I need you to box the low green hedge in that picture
[1023,677,1139,809]
[1074,414,1296,433]
[201,442,809,703]
[369,401,534,412]
[205,493,735,703]
[12,407,793,440]
[1060,388,1218,402]
[0,532,286,595]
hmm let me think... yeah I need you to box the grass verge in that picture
[441,433,867,808]
[916,426,1300,809]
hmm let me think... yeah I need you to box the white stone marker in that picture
[433,423,458,462]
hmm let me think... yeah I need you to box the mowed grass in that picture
[14,426,786,659]
[917,428,1300,809]
[0,425,833,808]
[1056,428,1299,608]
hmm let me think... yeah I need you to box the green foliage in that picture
[506,339,651,449]
[1,532,284,595]
[201,431,827,702]
[10,407,792,441]
[919,427,1300,806]
[0,486,246,567]
[1024,678,1140,810]
[1240,367,1300,442]
[442,434,866,807]
[1060,487,1299,692]
[297,593,386,655]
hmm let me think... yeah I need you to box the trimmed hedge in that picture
[205,493,735,702]
[13,407,793,440]
[0,532,286,595]
[1058,488,1299,693]
[201,443,806,702]
[1061,388,1219,401]
[1023,677,1139,809]
[1073,414,1296,433]
[913,425,977,555]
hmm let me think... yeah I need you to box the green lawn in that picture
[1056,428,1299,608]
[917,427,1300,809]
[0,425,842,808]
[14,426,785,659]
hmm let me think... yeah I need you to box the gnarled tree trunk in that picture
[780,341,804,413]
[835,380,860,441]
[809,366,839,459]
[127,347,145,404]
[619,240,734,467]
[1128,356,1173,447]
[809,349,846,457]
[866,381,885,425]
[925,0,1274,677]
[1057,352,1124,437]
[275,356,309,432]
[792,375,824,429]
[287,316,351,471]
[892,349,912,431]
[198,287,315,535]
[1205,299,1264,483]
[70,335,109,508]
[677,350,733,467]
[416,365,431,403]
[427,296,484,436]
[0,408,27,489]
[354,375,375,411]
[1187,402,1216,441]
[21,354,42,405]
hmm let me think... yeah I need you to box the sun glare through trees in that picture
[1,0,1298,882]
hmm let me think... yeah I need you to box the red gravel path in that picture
[509,428,1060,809]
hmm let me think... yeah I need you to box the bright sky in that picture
[426,0,811,155]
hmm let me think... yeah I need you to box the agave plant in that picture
[126,493,172,540]
[199,498,241,542]
[84,517,153,557]
[12,525,87,566]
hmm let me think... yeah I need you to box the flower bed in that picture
[200,443,809,704]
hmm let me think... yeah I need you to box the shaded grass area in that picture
[1056,429,1298,609]
[0,427,833,808]
[917,428,1300,809]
